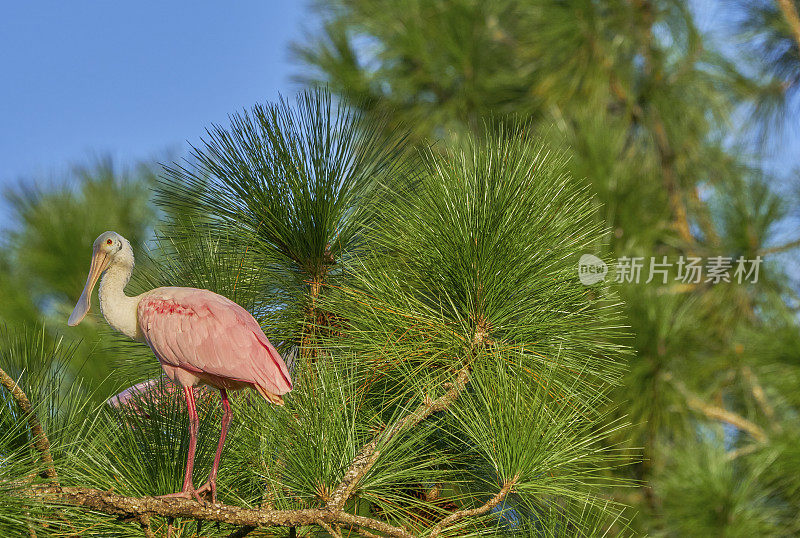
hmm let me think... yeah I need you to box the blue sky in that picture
[0,1,310,224]
[1,1,797,231]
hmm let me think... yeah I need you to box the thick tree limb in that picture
[328,367,471,511]
[33,487,414,538]
[428,477,517,538]
[0,366,58,482]
[664,373,767,443]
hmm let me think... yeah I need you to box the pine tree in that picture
[1,90,631,536]
[294,1,800,535]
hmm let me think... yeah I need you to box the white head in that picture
[68,231,134,326]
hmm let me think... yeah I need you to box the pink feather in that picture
[137,287,292,401]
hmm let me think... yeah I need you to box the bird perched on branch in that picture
[69,231,293,503]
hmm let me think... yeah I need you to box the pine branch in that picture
[758,237,800,255]
[0,358,417,538]
[633,1,697,246]
[317,519,343,538]
[664,372,767,443]
[606,61,696,246]
[32,486,415,538]
[597,3,702,247]
[428,476,517,538]
[139,515,154,538]
[741,366,782,433]
[648,107,696,246]
[327,367,471,511]
[0,365,58,482]
[776,0,800,51]
[725,443,759,461]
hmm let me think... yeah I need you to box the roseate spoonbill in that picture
[68,231,292,503]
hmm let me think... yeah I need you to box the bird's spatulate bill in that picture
[68,248,109,326]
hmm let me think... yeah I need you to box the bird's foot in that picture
[196,478,218,504]
[158,486,204,504]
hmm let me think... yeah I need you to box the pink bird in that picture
[68,231,292,503]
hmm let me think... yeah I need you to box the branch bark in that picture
[428,477,517,538]
[33,487,414,538]
[0,366,58,482]
[317,519,343,538]
[327,367,471,511]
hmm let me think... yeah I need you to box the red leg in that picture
[197,388,232,504]
[160,386,202,502]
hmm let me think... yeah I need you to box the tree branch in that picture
[350,527,382,538]
[759,237,800,256]
[776,0,800,52]
[608,73,695,245]
[33,487,414,538]
[664,372,767,443]
[139,514,154,538]
[3,348,475,537]
[317,519,343,538]
[428,476,517,538]
[647,102,695,245]
[327,367,471,511]
[741,366,781,433]
[601,3,698,247]
[725,443,759,461]
[0,366,58,482]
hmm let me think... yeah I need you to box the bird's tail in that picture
[255,383,285,406]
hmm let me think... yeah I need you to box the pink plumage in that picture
[138,287,292,403]
[69,232,294,503]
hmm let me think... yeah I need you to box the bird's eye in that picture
[106,239,113,245]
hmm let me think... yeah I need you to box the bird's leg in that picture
[197,388,232,504]
[160,386,203,503]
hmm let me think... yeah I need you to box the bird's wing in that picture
[137,287,292,395]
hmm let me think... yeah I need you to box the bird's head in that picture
[68,231,133,326]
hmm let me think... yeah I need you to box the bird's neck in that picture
[98,263,141,340]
